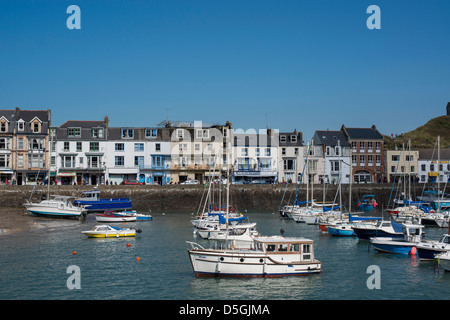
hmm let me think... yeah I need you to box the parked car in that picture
[181,180,199,185]
[123,180,143,185]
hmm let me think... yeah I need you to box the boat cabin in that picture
[438,234,450,244]
[78,189,101,201]
[402,223,424,242]
[254,236,315,261]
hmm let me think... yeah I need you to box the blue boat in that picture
[327,223,356,236]
[418,190,450,211]
[74,188,132,212]
[370,223,425,255]
[357,195,378,211]
[352,220,404,240]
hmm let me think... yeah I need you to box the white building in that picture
[55,119,108,185]
[232,129,279,184]
[278,130,305,183]
[312,130,351,184]
[418,149,450,184]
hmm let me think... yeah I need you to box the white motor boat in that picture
[82,225,140,238]
[95,211,137,222]
[24,195,86,219]
[436,251,450,272]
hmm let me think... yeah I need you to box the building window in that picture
[134,143,144,152]
[29,155,44,168]
[155,143,161,151]
[29,138,44,150]
[0,122,7,132]
[92,128,104,138]
[331,160,339,172]
[360,155,365,166]
[64,142,70,151]
[421,164,426,171]
[115,143,124,151]
[18,155,24,167]
[352,141,357,151]
[255,148,260,156]
[352,155,357,166]
[33,123,40,133]
[145,129,157,138]
[115,156,124,167]
[241,148,248,156]
[89,142,99,151]
[121,129,134,138]
[265,148,271,156]
[376,142,381,152]
[76,142,82,152]
[134,156,144,167]
[196,129,209,139]
[368,142,373,151]
[284,159,295,170]
[0,155,10,168]
[18,138,24,150]
[176,129,184,139]
[280,135,286,143]
[282,148,286,155]
[376,155,381,166]
[295,148,299,155]
[258,158,271,170]
[17,120,24,132]
[291,135,297,143]
[0,138,9,150]
[67,127,81,137]
[61,156,76,168]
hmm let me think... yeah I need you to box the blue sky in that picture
[0,0,449,141]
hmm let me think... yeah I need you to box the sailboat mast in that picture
[438,136,440,213]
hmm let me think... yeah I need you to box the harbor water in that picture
[1,210,450,300]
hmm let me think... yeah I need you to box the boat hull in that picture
[24,204,83,218]
[327,226,355,236]
[82,231,136,238]
[95,215,137,222]
[370,238,417,255]
[74,199,132,212]
[187,249,322,277]
[438,256,450,271]
[352,228,402,240]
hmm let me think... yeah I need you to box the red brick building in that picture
[341,124,385,183]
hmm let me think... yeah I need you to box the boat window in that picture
[278,244,288,252]
[266,244,276,252]
[382,223,391,227]
[443,236,450,244]
[256,242,264,251]
[290,243,300,252]
[302,244,311,253]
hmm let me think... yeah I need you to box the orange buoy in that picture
[127,243,131,247]
[136,257,140,261]
[410,247,417,255]
[72,251,77,255]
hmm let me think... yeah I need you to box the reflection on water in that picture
[1,211,450,299]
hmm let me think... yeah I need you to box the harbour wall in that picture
[1,183,429,213]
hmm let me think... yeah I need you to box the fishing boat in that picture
[24,195,87,219]
[95,211,137,222]
[357,195,378,211]
[82,224,140,238]
[416,234,450,260]
[74,188,132,212]
[370,223,424,255]
[352,220,404,240]
[187,236,322,277]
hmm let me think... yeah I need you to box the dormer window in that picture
[67,127,81,137]
[30,117,42,133]
[280,135,286,142]
[17,119,24,132]
[0,116,9,133]
[121,129,134,138]
[291,135,297,143]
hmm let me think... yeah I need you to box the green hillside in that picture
[384,115,450,150]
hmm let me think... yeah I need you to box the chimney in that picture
[104,115,109,128]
